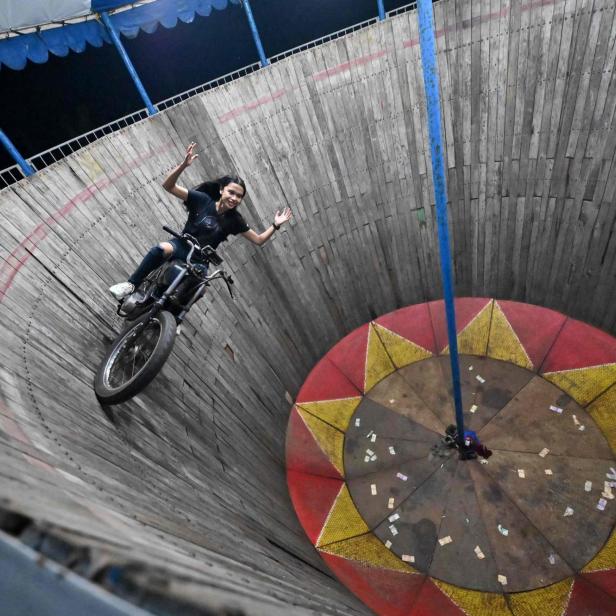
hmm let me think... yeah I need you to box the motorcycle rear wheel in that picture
[94,310,177,405]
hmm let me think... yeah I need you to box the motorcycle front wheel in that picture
[94,310,177,405]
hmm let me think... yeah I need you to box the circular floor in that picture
[286,299,616,616]
[346,356,614,593]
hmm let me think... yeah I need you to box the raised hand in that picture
[183,142,199,167]
[274,207,292,227]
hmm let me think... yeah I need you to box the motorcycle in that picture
[94,226,234,405]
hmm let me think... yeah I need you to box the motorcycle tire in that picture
[94,310,177,405]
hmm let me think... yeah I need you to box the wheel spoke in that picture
[104,318,163,390]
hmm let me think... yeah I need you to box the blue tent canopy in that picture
[0,0,239,70]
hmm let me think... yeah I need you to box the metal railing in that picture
[269,16,380,64]
[0,1,420,190]
[28,108,150,171]
[387,1,418,17]
[156,62,261,112]
[0,163,25,186]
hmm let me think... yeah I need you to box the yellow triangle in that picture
[433,580,511,616]
[588,383,616,454]
[364,324,396,392]
[316,484,370,547]
[487,302,533,370]
[318,533,417,573]
[296,407,345,476]
[443,301,493,356]
[583,528,616,572]
[543,363,616,406]
[373,323,433,368]
[297,397,361,432]
[508,578,574,616]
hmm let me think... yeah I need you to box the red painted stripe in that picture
[216,0,558,122]
[218,89,287,123]
[312,50,387,81]
[401,0,555,48]
[0,147,170,304]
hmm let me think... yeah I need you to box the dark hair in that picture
[193,175,247,201]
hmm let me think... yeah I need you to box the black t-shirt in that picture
[182,189,249,249]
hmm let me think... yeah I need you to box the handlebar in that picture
[162,226,233,297]
[162,225,181,239]
[162,225,222,266]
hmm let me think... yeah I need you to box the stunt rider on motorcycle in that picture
[109,142,292,300]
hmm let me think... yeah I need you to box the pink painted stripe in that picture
[312,50,388,80]
[0,146,170,304]
[215,0,558,122]
[218,88,287,123]
[399,0,555,47]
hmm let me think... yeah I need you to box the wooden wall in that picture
[0,0,615,612]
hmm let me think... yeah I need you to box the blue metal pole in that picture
[417,0,465,441]
[0,129,34,177]
[241,0,269,67]
[377,0,386,21]
[99,11,157,116]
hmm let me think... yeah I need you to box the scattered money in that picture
[585,481,592,492]
[602,483,614,500]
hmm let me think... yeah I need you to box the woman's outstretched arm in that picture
[162,142,198,201]
[241,208,292,246]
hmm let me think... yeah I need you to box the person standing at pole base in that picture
[109,142,292,299]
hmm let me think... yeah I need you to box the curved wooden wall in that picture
[0,0,615,612]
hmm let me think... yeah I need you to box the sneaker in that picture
[109,281,135,300]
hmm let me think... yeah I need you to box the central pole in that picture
[416,0,465,445]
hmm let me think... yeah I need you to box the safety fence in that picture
[1,1,418,189]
